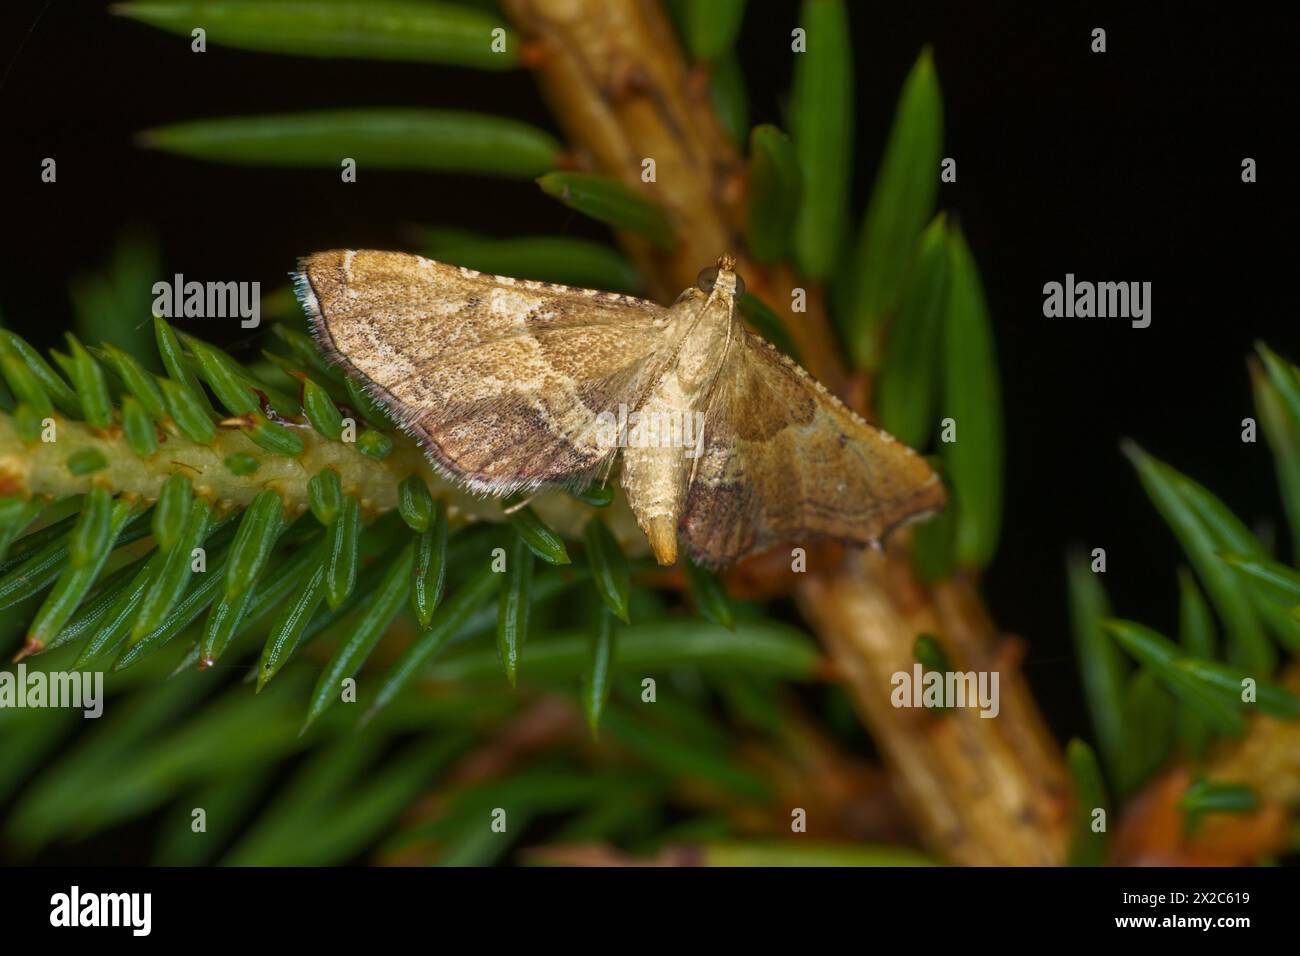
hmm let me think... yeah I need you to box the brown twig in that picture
[796,548,1070,864]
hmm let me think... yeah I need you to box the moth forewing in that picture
[297,249,674,496]
[678,325,946,567]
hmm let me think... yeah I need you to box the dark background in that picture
[0,1,1295,771]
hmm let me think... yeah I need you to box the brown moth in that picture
[296,250,944,567]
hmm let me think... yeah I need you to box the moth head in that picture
[696,254,746,300]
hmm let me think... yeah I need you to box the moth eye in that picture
[696,265,745,297]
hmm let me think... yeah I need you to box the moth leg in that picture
[502,492,539,515]
[593,450,620,491]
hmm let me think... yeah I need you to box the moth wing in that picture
[298,249,673,494]
[680,330,946,566]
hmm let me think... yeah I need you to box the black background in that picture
[2,865,1286,939]
[0,0,1296,814]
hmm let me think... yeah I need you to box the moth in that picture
[296,250,944,567]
